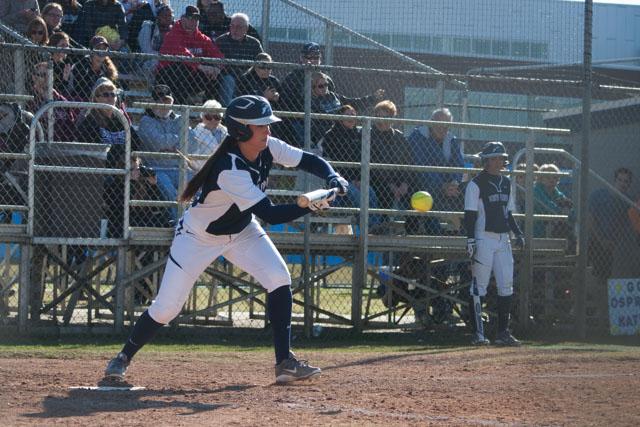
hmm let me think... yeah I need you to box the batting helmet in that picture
[224,95,281,142]
[479,141,509,160]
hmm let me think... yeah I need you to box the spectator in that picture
[310,72,384,145]
[280,42,335,114]
[128,0,170,52]
[407,107,464,233]
[41,2,64,35]
[48,31,73,95]
[26,62,76,142]
[236,52,280,104]
[73,0,127,49]
[588,167,635,279]
[513,162,539,214]
[532,163,573,238]
[68,35,119,101]
[76,77,139,237]
[197,0,261,42]
[156,5,223,105]
[188,99,227,173]
[369,100,412,213]
[319,104,380,224]
[214,13,262,106]
[137,84,194,219]
[51,0,82,37]
[26,16,50,45]
[0,1,40,34]
[629,199,640,236]
[137,4,173,80]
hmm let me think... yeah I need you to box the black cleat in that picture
[104,352,130,381]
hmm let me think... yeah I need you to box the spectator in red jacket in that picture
[156,5,224,105]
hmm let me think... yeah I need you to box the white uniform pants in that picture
[148,219,291,324]
[470,232,514,297]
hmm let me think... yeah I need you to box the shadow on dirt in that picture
[23,384,257,419]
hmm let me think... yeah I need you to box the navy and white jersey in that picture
[182,136,304,235]
[464,171,515,235]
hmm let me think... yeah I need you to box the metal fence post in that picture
[115,246,127,332]
[576,0,593,340]
[519,130,535,330]
[302,66,313,338]
[18,243,30,332]
[179,107,190,219]
[13,48,25,95]
[353,118,372,332]
[261,0,271,52]
[435,80,445,108]
[324,24,334,66]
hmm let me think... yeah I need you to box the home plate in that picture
[69,386,146,391]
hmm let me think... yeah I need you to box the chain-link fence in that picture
[1,0,639,338]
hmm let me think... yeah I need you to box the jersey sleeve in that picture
[507,187,516,212]
[218,169,266,212]
[267,137,304,168]
[464,180,480,211]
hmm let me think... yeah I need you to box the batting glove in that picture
[466,238,477,259]
[327,174,349,196]
[514,234,525,250]
[308,192,336,211]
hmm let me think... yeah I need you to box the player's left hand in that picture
[327,174,349,196]
[514,234,525,250]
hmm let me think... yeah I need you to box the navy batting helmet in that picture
[224,95,281,142]
[479,141,508,160]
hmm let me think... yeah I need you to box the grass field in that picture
[1,331,639,426]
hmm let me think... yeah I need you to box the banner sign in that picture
[608,278,640,336]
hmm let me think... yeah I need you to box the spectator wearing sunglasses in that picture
[26,16,50,45]
[26,61,76,142]
[42,2,64,35]
[138,84,196,220]
[0,0,40,34]
[310,71,384,145]
[68,35,119,101]
[76,78,141,237]
[189,99,228,173]
[237,52,281,107]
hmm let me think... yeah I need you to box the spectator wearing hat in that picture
[188,98,227,174]
[279,42,335,114]
[236,52,281,107]
[137,84,196,219]
[197,0,261,42]
[137,4,173,81]
[0,0,40,34]
[128,0,171,52]
[68,35,119,101]
[73,0,127,49]
[214,12,263,106]
[156,5,224,105]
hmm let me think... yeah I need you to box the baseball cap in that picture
[183,5,201,19]
[301,42,321,57]
[151,84,173,101]
[90,35,110,49]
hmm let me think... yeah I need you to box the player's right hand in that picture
[327,174,349,196]
[466,238,476,259]
[308,192,336,211]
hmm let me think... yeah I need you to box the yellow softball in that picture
[410,191,433,212]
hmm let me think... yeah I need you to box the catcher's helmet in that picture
[479,141,508,160]
[224,95,281,142]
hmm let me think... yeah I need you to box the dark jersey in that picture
[464,171,515,234]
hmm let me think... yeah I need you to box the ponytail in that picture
[180,135,238,202]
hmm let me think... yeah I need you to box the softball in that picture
[410,191,433,212]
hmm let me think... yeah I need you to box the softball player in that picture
[464,141,524,346]
[104,95,348,383]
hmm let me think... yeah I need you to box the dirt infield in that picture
[2,347,640,426]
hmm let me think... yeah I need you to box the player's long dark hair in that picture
[179,135,238,202]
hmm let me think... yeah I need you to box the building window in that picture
[414,35,431,51]
[530,42,549,59]
[432,36,444,52]
[492,40,509,56]
[473,39,492,55]
[392,34,412,50]
[453,37,471,54]
[511,41,530,57]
